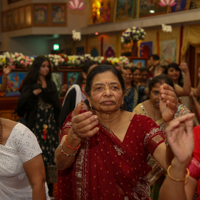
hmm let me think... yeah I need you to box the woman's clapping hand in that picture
[165,113,194,167]
[159,83,178,122]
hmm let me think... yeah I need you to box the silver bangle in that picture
[60,141,78,157]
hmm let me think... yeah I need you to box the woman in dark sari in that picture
[55,65,194,200]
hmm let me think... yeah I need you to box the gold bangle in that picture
[167,165,189,182]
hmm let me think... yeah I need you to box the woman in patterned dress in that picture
[15,56,61,194]
[55,65,194,200]
[133,74,192,200]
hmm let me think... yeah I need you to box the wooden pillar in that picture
[179,26,183,65]
[100,36,103,56]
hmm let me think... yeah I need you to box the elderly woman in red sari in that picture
[55,65,194,200]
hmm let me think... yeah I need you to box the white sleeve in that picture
[11,123,42,162]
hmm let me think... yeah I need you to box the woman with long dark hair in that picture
[165,62,192,111]
[15,56,61,195]
[165,62,191,96]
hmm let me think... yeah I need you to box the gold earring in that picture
[89,102,93,109]
[122,99,124,105]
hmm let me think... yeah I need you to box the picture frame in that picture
[12,8,19,29]
[33,4,49,26]
[0,72,27,97]
[1,11,8,32]
[52,72,63,85]
[25,5,32,27]
[18,6,25,28]
[91,0,114,25]
[114,0,135,22]
[51,3,67,26]
[139,0,167,18]
[67,72,80,87]
[129,57,148,68]
[160,39,176,63]
[140,41,153,58]
[168,0,191,13]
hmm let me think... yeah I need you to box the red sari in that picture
[189,125,200,200]
[58,113,165,200]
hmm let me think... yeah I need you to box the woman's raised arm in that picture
[159,113,194,200]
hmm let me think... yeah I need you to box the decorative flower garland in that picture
[0,52,34,69]
[0,52,130,69]
[121,27,146,44]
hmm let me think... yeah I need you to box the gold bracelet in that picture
[167,165,189,182]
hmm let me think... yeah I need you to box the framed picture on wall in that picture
[161,39,176,62]
[19,7,25,28]
[67,72,80,87]
[132,59,146,68]
[140,41,153,58]
[0,72,27,97]
[1,12,7,31]
[91,0,114,24]
[168,0,191,12]
[129,58,147,68]
[51,3,67,26]
[7,10,13,30]
[33,4,48,25]
[12,9,19,29]
[25,5,32,26]
[139,0,167,17]
[114,0,135,22]
[52,72,63,85]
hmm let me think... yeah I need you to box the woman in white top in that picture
[0,118,49,200]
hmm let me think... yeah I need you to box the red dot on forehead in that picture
[105,82,107,84]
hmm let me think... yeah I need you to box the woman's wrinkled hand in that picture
[165,113,194,167]
[69,103,99,140]
[159,83,178,122]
